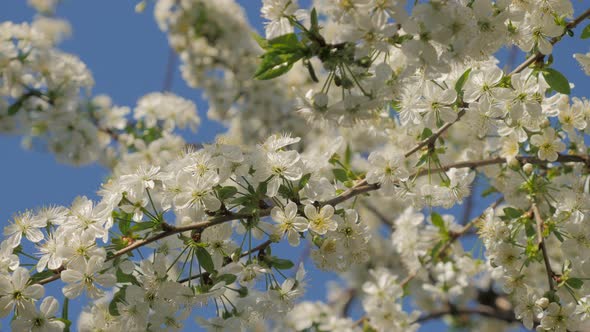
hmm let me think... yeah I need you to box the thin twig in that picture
[415,305,517,324]
[532,203,555,291]
[509,7,590,76]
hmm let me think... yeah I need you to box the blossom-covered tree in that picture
[2,0,590,331]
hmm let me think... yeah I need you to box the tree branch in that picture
[35,152,587,286]
[415,304,518,324]
[509,7,590,75]
[532,203,556,291]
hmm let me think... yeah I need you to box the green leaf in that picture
[332,169,349,183]
[554,230,565,242]
[581,24,590,39]
[455,68,472,93]
[7,100,23,116]
[254,58,296,80]
[344,144,352,167]
[269,257,294,270]
[252,32,268,49]
[298,173,311,189]
[116,268,139,285]
[310,8,319,32]
[278,184,293,198]
[420,128,433,140]
[109,286,127,316]
[415,153,428,167]
[503,207,524,219]
[430,240,444,259]
[267,33,300,51]
[430,212,447,233]
[566,277,584,289]
[525,223,536,238]
[129,221,155,233]
[257,181,268,197]
[117,213,131,235]
[218,186,238,200]
[481,186,498,197]
[30,270,57,283]
[196,247,215,273]
[254,34,305,80]
[542,68,571,95]
[230,196,251,206]
[215,274,237,285]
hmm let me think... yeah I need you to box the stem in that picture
[532,203,555,291]
[509,7,590,75]
[415,305,517,324]
[62,297,70,332]
[176,239,273,284]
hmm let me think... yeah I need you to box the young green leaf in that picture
[581,24,590,39]
[481,186,498,197]
[255,59,296,80]
[431,212,447,233]
[503,207,524,219]
[310,8,319,33]
[454,68,472,93]
[332,168,349,183]
[269,257,294,270]
[420,128,433,140]
[252,32,269,49]
[109,286,128,316]
[116,268,139,285]
[267,33,300,51]
[542,68,571,95]
[298,173,311,189]
[566,277,584,289]
[30,270,57,283]
[215,274,238,285]
[217,186,238,200]
[196,247,215,273]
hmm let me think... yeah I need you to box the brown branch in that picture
[404,109,467,158]
[175,238,274,284]
[532,203,555,291]
[36,153,586,285]
[415,304,518,324]
[509,7,590,76]
[438,197,504,259]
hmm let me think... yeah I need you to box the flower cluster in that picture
[2,0,590,331]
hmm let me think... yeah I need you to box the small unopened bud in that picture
[523,163,534,175]
[507,157,520,171]
[237,286,249,298]
[540,119,551,128]
[269,232,282,243]
[313,92,328,108]
[230,248,242,262]
[135,1,146,13]
[536,297,550,309]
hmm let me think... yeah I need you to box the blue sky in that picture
[1,1,590,331]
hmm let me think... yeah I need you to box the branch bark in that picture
[532,203,556,291]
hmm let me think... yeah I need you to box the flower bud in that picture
[135,1,146,13]
[231,248,242,262]
[523,163,533,175]
[536,297,549,309]
[507,157,520,171]
[540,119,551,128]
[313,92,328,108]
